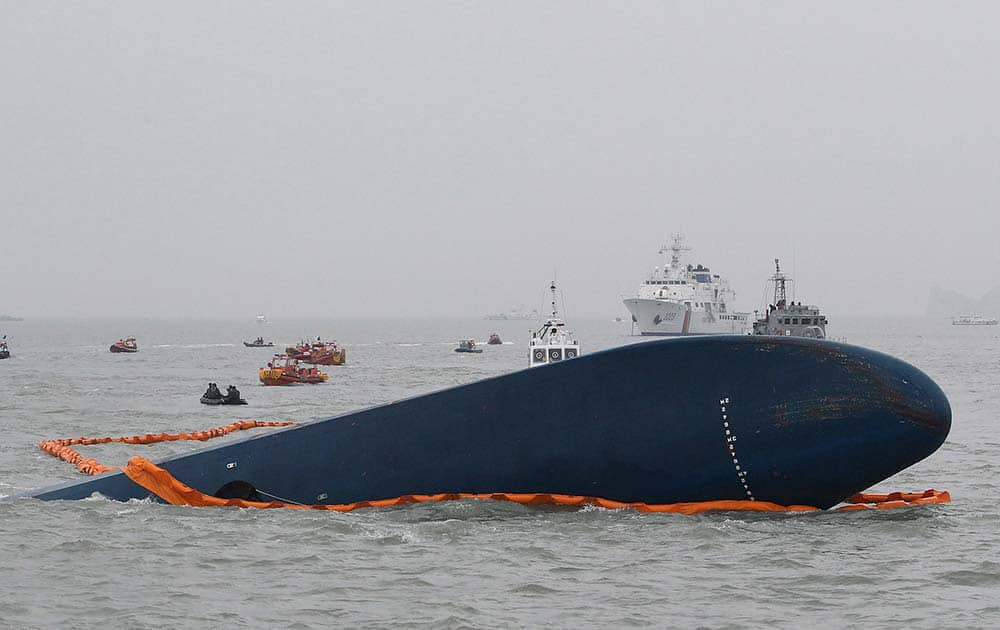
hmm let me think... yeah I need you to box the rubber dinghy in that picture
[199,396,248,406]
[27,337,950,510]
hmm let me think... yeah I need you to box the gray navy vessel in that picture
[753,259,828,339]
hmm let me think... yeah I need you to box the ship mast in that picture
[659,233,692,269]
[773,258,788,309]
[535,279,564,340]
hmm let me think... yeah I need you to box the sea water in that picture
[0,317,996,629]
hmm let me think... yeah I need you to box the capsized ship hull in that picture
[28,337,950,510]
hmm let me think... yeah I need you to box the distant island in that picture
[926,286,1000,318]
[0,314,23,322]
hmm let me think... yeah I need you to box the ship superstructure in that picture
[529,280,580,366]
[623,235,750,335]
[752,259,827,339]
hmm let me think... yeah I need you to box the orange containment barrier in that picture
[118,456,950,515]
[39,421,950,514]
[38,420,297,476]
[837,489,951,510]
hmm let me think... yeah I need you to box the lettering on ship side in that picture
[651,311,678,326]
[719,396,754,501]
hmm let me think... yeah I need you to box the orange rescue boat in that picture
[286,338,347,366]
[258,354,329,386]
[110,337,138,353]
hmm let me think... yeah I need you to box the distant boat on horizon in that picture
[952,315,998,326]
[0,315,23,322]
[484,305,540,321]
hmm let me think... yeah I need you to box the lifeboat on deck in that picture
[110,337,138,353]
[285,338,346,365]
[258,354,329,386]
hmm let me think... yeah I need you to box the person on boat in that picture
[225,385,241,403]
[206,383,222,399]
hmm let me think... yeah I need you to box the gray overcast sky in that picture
[2,1,997,318]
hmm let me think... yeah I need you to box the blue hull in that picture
[28,337,951,510]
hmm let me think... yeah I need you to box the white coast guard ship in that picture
[623,235,750,336]
[529,280,580,366]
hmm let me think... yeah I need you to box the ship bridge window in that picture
[802,318,812,325]
[792,318,799,325]
[694,274,711,283]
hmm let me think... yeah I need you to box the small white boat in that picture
[455,339,483,353]
[529,280,581,367]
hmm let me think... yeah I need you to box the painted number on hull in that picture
[719,397,754,501]
[652,312,678,326]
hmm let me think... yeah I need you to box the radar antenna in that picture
[658,233,692,268]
